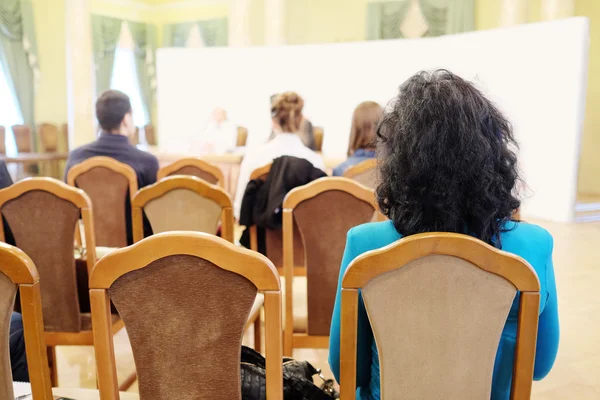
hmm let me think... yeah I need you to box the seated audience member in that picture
[64,90,159,188]
[328,70,559,400]
[332,101,383,176]
[200,107,238,154]
[10,312,29,382]
[269,93,316,150]
[234,92,325,218]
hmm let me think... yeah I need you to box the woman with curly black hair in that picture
[328,70,559,400]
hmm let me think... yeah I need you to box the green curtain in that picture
[91,15,122,95]
[366,1,412,40]
[163,18,228,47]
[128,21,155,123]
[0,0,38,145]
[418,0,474,36]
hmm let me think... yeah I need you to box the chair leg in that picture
[254,312,262,353]
[46,346,58,387]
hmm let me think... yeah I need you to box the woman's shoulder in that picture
[348,220,402,255]
[501,221,553,250]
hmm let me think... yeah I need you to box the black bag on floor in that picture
[241,345,339,400]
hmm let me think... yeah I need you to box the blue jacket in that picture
[328,220,559,400]
[332,149,376,177]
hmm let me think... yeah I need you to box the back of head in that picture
[347,101,383,156]
[271,92,304,133]
[376,70,520,246]
[96,90,132,133]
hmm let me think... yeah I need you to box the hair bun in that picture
[272,92,304,132]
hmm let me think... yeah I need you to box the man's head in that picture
[96,90,135,136]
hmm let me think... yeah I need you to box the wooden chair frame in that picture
[282,177,378,356]
[0,178,124,385]
[131,175,234,243]
[66,156,138,202]
[0,242,53,400]
[90,232,283,400]
[313,126,324,152]
[342,158,377,180]
[339,232,541,400]
[156,157,225,188]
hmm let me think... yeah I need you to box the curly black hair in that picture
[376,70,521,247]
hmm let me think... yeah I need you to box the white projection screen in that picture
[157,17,589,223]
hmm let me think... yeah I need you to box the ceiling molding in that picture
[94,0,227,12]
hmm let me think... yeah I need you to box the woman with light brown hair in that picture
[233,92,325,218]
[332,101,383,176]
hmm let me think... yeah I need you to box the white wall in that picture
[157,18,589,222]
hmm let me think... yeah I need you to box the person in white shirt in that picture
[233,92,325,218]
[200,108,238,154]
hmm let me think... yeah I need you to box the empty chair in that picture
[62,123,69,151]
[343,158,378,189]
[132,175,233,243]
[157,157,225,188]
[237,126,248,147]
[67,156,138,247]
[0,242,53,400]
[130,127,140,146]
[282,177,377,355]
[12,125,32,153]
[144,124,156,146]
[0,178,124,386]
[90,232,283,400]
[313,126,324,152]
[38,123,60,153]
[338,233,541,399]
[0,126,6,155]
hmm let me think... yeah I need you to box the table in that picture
[1,152,69,180]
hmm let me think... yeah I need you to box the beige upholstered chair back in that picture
[0,127,6,155]
[67,157,137,248]
[0,242,53,400]
[236,126,248,147]
[132,176,233,243]
[12,125,32,153]
[343,159,378,189]
[39,123,59,153]
[340,233,541,400]
[157,158,224,188]
[90,233,283,400]
[144,124,156,146]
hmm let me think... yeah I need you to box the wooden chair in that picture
[144,124,156,146]
[0,178,124,386]
[340,232,541,399]
[237,126,248,147]
[0,242,53,400]
[313,126,324,152]
[0,126,6,155]
[282,177,378,356]
[157,157,225,188]
[343,158,378,189]
[62,123,69,151]
[130,127,139,146]
[90,232,283,400]
[248,163,306,277]
[38,123,59,153]
[12,124,32,153]
[67,157,138,248]
[132,175,234,243]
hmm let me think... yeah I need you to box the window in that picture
[0,62,21,156]
[110,47,149,127]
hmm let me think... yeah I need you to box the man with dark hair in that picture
[65,90,159,188]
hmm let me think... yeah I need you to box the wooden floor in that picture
[55,219,600,398]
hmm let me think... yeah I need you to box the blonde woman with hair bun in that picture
[233,92,325,218]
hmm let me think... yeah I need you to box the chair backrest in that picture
[90,232,283,400]
[38,123,59,153]
[12,125,32,153]
[132,176,234,243]
[340,233,541,400]
[0,178,96,333]
[283,178,376,336]
[62,123,69,151]
[0,126,6,155]
[343,158,378,189]
[67,157,137,248]
[236,126,248,147]
[0,242,53,400]
[130,127,140,146]
[313,126,324,152]
[157,158,225,188]
[144,124,156,146]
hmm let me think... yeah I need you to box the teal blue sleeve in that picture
[329,228,374,388]
[533,233,560,380]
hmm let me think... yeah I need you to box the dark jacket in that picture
[239,156,326,250]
